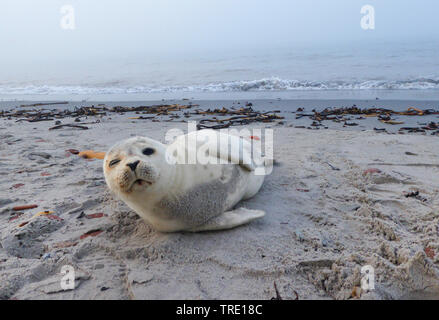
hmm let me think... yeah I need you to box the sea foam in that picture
[0,77,438,95]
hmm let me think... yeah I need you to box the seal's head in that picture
[103,136,165,197]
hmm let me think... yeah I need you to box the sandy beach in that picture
[1,99,439,300]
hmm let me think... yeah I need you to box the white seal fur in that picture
[103,129,267,232]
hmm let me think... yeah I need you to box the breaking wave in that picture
[0,77,438,95]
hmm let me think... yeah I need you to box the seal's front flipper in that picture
[188,208,265,232]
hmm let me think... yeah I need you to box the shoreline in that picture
[2,98,438,111]
[1,88,439,102]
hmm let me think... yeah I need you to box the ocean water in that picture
[1,40,438,100]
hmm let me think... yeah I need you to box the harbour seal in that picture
[103,129,267,232]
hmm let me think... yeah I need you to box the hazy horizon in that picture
[0,0,438,98]
[1,1,438,62]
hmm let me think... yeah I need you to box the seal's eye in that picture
[142,148,155,156]
[109,159,121,167]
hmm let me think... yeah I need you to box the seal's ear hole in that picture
[142,148,155,156]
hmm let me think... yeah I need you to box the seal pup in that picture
[103,129,267,232]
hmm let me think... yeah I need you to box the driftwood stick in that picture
[49,124,89,130]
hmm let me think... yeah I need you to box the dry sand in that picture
[1,107,439,300]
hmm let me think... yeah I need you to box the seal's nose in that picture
[127,160,140,172]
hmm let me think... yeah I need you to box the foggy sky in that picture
[1,0,438,64]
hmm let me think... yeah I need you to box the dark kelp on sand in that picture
[295,105,439,135]
[1,102,438,135]
[0,103,285,130]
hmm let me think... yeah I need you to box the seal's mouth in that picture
[135,179,152,186]
[128,179,153,191]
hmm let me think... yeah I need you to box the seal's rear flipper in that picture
[188,208,265,232]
